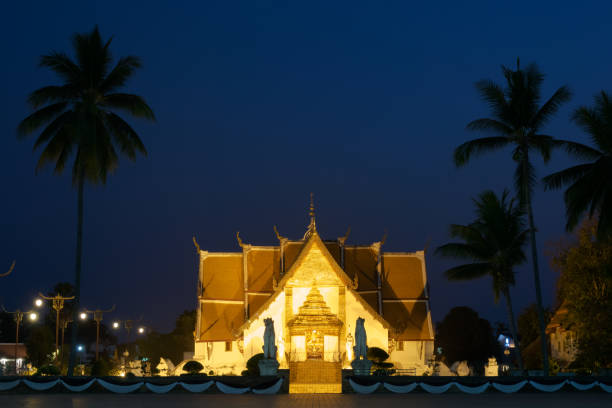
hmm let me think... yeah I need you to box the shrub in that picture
[367,347,389,363]
[246,353,265,376]
[367,347,394,374]
[183,360,204,375]
[91,359,111,376]
[38,364,60,376]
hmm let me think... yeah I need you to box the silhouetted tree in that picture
[454,60,591,373]
[435,307,497,369]
[436,190,528,371]
[18,26,155,375]
[543,91,612,242]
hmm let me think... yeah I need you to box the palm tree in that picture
[17,26,155,375]
[453,60,591,374]
[436,190,529,372]
[543,91,612,241]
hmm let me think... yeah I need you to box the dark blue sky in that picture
[1,1,609,333]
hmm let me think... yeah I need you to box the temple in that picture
[192,199,434,381]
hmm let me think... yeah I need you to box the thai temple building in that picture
[192,199,434,384]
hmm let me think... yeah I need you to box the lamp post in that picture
[1,306,38,374]
[38,292,75,359]
[112,318,145,356]
[80,305,115,361]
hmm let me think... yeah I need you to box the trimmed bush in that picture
[183,360,204,375]
[367,347,389,363]
[245,353,265,376]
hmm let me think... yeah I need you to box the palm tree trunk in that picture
[67,169,84,376]
[503,287,524,372]
[524,167,550,375]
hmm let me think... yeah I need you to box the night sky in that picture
[1,2,610,334]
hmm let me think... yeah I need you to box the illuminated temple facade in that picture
[193,208,434,376]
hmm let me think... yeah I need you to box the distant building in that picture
[190,202,434,381]
[0,343,27,374]
[546,303,577,366]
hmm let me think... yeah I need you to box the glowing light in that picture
[28,312,38,321]
[113,322,120,329]
[119,371,126,377]
[34,299,43,307]
[79,312,87,320]
[77,345,84,352]
[138,327,145,334]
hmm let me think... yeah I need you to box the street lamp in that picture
[38,292,75,359]
[80,305,115,361]
[112,318,144,356]
[1,305,38,374]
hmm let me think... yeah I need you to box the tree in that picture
[517,303,550,349]
[543,91,612,242]
[25,325,55,368]
[18,26,155,375]
[453,60,590,373]
[137,309,195,367]
[434,307,497,369]
[436,190,528,371]
[550,219,612,370]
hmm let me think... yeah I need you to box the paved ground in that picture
[0,393,610,408]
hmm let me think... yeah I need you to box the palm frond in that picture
[466,118,513,136]
[435,242,486,261]
[39,52,80,84]
[17,102,68,137]
[27,85,77,108]
[35,125,75,173]
[102,112,147,159]
[542,163,594,190]
[554,139,603,160]
[444,263,491,281]
[102,93,155,120]
[454,136,510,166]
[100,56,141,94]
[32,111,75,150]
[531,86,571,129]
[564,176,599,232]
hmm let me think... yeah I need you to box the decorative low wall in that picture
[0,376,285,394]
[347,376,612,394]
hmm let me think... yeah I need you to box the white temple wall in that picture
[345,290,388,350]
[193,341,245,375]
[243,292,286,364]
[389,340,434,374]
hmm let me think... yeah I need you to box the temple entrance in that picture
[287,286,343,393]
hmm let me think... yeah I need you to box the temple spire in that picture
[303,192,317,239]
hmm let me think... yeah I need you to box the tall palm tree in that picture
[453,60,590,374]
[436,190,529,372]
[543,91,612,241]
[17,26,155,375]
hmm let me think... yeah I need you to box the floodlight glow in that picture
[77,345,84,352]
[34,299,43,307]
[28,312,38,321]
[79,312,87,320]
[138,327,145,334]
[113,322,120,329]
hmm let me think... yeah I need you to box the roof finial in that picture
[303,192,317,240]
[309,192,316,232]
